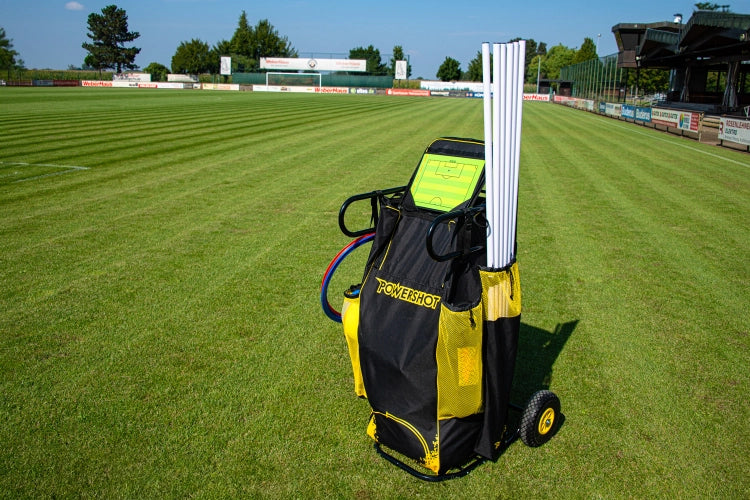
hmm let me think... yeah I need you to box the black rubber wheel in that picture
[519,390,561,447]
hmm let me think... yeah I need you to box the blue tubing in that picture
[320,232,375,323]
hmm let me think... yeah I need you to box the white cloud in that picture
[65,2,84,10]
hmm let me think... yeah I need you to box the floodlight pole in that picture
[536,54,541,94]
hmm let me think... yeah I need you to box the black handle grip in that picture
[338,185,406,237]
[426,205,486,262]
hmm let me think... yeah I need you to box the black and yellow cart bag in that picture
[332,137,560,480]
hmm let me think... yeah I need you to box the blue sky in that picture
[1,1,746,79]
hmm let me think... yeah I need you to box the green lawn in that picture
[1,87,748,497]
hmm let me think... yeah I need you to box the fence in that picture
[559,54,629,102]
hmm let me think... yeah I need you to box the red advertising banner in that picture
[523,93,550,101]
[81,80,113,87]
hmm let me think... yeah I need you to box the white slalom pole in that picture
[481,42,495,268]
[506,41,523,267]
[509,40,526,264]
[506,42,517,267]
[482,40,526,269]
[492,43,503,269]
[498,44,513,267]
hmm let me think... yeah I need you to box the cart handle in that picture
[338,185,406,237]
[426,205,486,262]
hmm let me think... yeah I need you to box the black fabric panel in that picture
[372,413,437,464]
[359,210,450,432]
[474,314,520,459]
[426,138,485,160]
[436,415,483,473]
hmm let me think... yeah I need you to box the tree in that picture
[465,51,482,82]
[526,53,545,85]
[82,5,141,73]
[694,2,730,11]
[0,27,20,79]
[228,12,296,72]
[510,37,546,79]
[349,45,387,75]
[389,45,411,78]
[573,37,598,64]
[626,67,670,94]
[437,56,461,81]
[543,44,576,80]
[466,40,548,82]
[230,11,253,57]
[144,62,169,82]
[171,39,212,75]
[251,19,296,63]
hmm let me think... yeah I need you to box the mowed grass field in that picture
[1,87,748,498]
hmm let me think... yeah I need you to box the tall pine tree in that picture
[82,5,140,73]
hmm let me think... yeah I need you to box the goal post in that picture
[265,72,322,88]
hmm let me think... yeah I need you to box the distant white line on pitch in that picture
[0,161,90,183]
[599,120,750,168]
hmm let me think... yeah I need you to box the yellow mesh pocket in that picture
[342,294,366,398]
[436,302,483,419]
[480,262,521,321]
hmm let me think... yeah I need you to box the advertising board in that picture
[202,83,240,91]
[523,94,551,101]
[651,108,700,131]
[81,80,113,87]
[252,85,317,93]
[386,88,430,97]
[635,107,652,122]
[605,103,622,118]
[719,117,750,146]
[260,57,367,72]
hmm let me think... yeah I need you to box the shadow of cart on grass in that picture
[506,320,578,438]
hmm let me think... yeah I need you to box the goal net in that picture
[265,72,322,88]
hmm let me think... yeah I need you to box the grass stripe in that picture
[0,88,746,497]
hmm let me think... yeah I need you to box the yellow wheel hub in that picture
[538,408,555,435]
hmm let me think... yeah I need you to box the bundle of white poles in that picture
[482,40,526,269]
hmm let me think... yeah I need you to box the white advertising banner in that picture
[113,72,151,82]
[719,117,750,146]
[220,57,232,76]
[651,107,700,132]
[168,74,199,83]
[605,103,622,118]
[138,82,186,89]
[202,83,240,91]
[395,60,407,80]
[651,108,681,128]
[252,84,318,93]
[260,57,367,72]
[421,80,484,92]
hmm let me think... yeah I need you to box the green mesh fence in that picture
[559,54,631,101]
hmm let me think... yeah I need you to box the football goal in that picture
[265,72,322,88]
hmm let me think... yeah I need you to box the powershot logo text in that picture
[374,278,441,310]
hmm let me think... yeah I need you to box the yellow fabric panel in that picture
[342,295,366,398]
[436,302,484,420]
[366,414,377,441]
[480,262,521,321]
